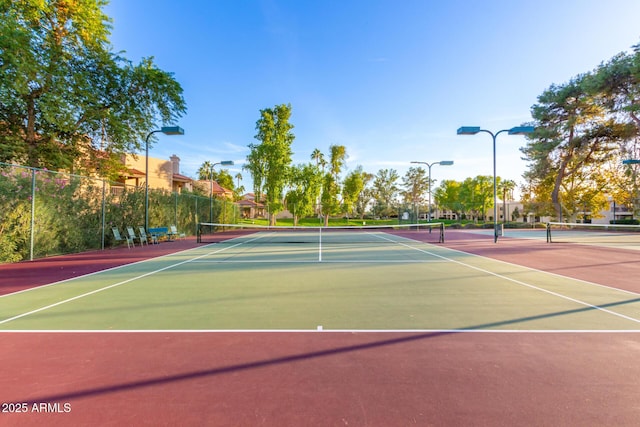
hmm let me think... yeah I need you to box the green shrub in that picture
[0,164,233,263]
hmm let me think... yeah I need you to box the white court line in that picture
[190,259,446,263]
[4,230,639,327]
[374,233,640,325]
[0,240,255,326]
[0,231,439,326]
[0,245,211,299]
[1,329,639,333]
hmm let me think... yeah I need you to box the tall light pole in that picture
[209,160,234,223]
[144,126,184,231]
[457,125,534,242]
[411,160,454,222]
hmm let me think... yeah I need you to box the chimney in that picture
[169,154,180,174]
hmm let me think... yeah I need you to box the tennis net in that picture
[197,222,445,245]
[545,222,640,246]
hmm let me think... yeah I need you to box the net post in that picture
[439,222,445,243]
[546,222,551,243]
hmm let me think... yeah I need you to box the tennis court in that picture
[1,225,639,426]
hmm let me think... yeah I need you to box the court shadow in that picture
[10,295,640,405]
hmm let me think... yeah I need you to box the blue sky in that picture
[104,0,640,195]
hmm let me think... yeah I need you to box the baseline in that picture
[2,329,639,333]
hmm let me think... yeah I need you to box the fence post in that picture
[101,178,106,250]
[194,196,198,236]
[29,168,36,261]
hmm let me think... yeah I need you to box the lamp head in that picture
[220,160,234,166]
[160,126,185,135]
[457,126,481,135]
[439,160,454,166]
[508,126,535,135]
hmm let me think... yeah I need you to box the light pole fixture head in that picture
[508,126,535,135]
[219,160,234,166]
[439,160,454,166]
[457,126,481,135]
[160,126,185,135]
[622,159,640,165]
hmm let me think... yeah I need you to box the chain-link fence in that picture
[0,162,238,263]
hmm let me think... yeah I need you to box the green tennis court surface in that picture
[2,229,640,331]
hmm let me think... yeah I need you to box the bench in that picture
[147,227,169,242]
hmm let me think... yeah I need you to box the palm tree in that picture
[498,179,516,224]
[310,148,326,215]
[197,161,214,180]
[233,172,245,200]
[311,148,326,170]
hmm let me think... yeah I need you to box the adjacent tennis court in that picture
[1,225,639,425]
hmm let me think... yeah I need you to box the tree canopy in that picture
[319,144,347,225]
[521,43,640,221]
[286,162,322,225]
[245,103,295,225]
[0,0,186,176]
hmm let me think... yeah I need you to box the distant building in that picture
[238,193,266,219]
[590,197,634,224]
[194,179,234,200]
[116,153,193,193]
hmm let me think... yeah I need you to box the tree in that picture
[511,206,521,222]
[310,148,325,169]
[354,172,374,219]
[498,179,516,223]
[285,163,322,225]
[215,169,234,192]
[234,173,244,200]
[310,148,325,215]
[197,161,215,180]
[585,45,640,133]
[342,166,366,218]
[401,167,429,219]
[371,169,399,218]
[244,146,266,206]
[246,104,295,225]
[196,162,234,192]
[320,173,340,224]
[328,145,347,180]
[0,0,186,175]
[434,180,462,220]
[583,45,640,217]
[459,176,493,222]
[320,145,347,226]
[522,71,634,221]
